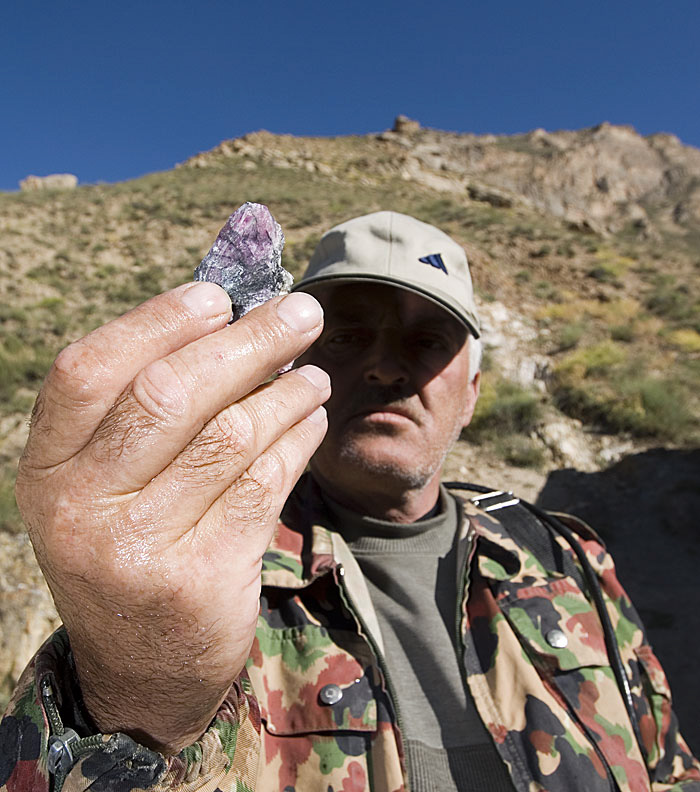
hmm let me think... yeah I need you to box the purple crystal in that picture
[194,202,293,322]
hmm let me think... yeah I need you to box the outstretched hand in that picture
[15,282,329,754]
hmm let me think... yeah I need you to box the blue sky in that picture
[2,0,699,192]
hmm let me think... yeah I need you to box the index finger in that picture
[83,292,325,492]
[23,282,232,469]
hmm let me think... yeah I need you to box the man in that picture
[1,212,698,792]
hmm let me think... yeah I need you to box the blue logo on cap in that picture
[419,253,448,274]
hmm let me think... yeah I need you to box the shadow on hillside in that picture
[536,448,700,756]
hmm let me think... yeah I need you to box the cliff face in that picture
[390,121,700,237]
[1,119,698,748]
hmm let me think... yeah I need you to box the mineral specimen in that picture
[194,202,293,322]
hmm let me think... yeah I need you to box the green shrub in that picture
[557,322,587,351]
[468,379,542,438]
[610,323,635,342]
[645,274,699,327]
[556,341,627,379]
[533,280,560,301]
[587,254,631,284]
[0,341,56,401]
[553,375,696,442]
[464,379,545,467]
[494,435,545,468]
[0,468,21,534]
[0,304,28,323]
[556,242,576,258]
[667,328,700,352]
[510,223,539,241]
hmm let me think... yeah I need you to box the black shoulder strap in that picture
[445,482,586,592]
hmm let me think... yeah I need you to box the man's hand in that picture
[15,282,329,754]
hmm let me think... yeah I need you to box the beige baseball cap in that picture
[294,211,480,337]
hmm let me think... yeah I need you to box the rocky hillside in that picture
[1,117,699,747]
[188,115,700,241]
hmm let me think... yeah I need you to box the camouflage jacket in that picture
[2,475,699,792]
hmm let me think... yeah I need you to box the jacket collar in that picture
[262,477,604,591]
[261,475,533,590]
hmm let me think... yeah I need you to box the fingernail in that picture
[306,406,327,424]
[296,365,331,392]
[181,283,232,318]
[277,293,323,332]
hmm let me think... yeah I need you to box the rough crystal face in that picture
[194,202,293,322]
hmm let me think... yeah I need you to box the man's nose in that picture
[363,336,408,385]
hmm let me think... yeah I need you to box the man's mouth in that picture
[351,404,418,424]
[341,386,421,427]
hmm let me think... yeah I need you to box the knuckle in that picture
[255,448,288,491]
[184,422,250,481]
[210,409,254,458]
[241,390,286,438]
[132,358,193,422]
[50,340,108,403]
[237,313,289,360]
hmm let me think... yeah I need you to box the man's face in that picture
[298,282,480,502]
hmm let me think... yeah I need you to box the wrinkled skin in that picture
[14,283,329,754]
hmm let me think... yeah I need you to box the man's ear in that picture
[461,371,481,429]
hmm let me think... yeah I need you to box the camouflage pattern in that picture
[2,474,699,791]
[0,630,260,792]
[460,499,700,792]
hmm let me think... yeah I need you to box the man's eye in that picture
[414,334,448,351]
[326,331,364,347]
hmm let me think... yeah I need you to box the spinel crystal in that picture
[194,202,293,322]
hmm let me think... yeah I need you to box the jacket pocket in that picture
[247,624,381,792]
[248,623,378,736]
[496,576,610,672]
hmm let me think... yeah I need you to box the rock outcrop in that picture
[19,173,78,191]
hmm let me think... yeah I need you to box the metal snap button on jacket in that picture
[318,684,343,706]
[545,628,568,649]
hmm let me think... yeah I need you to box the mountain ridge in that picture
[180,116,700,242]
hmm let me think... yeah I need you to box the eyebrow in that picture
[325,309,367,324]
[326,309,462,338]
[325,298,377,322]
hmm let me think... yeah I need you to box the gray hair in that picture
[469,335,482,382]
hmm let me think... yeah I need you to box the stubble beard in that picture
[316,381,468,499]
[334,417,464,493]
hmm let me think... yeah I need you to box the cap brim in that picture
[293,273,481,339]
